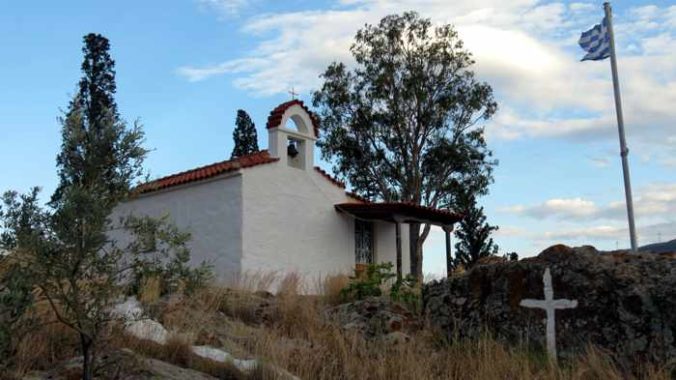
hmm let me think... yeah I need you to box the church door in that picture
[354,220,374,264]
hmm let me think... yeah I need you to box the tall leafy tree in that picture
[312,12,497,281]
[230,109,259,159]
[453,196,499,269]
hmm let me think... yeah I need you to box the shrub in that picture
[389,274,421,313]
[340,262,395,301]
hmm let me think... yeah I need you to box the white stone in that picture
[192,345,300,379]
[520,267,578,361]
[111,296,144,320]
[191,346,234,363]
[125,319,169,345]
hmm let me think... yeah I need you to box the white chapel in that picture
[113,100,461,285]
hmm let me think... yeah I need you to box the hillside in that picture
[639,239,676,254]
[4,256,673,380]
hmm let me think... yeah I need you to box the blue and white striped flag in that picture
[578,17,610,61]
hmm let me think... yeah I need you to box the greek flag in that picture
[578,17,610,61]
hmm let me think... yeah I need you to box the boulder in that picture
[423,245,676,370]
[325,297,421,338]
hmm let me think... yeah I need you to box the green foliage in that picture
[0,33,211,380]
[340,263,421,312]
[312,12,498,280]
[389,274,421,313]
[341,262,395,301]
[0,189,45,369]
[0,256,36,369]
[453,196,499,269]
[41,33,149,380]
[231,109,259,159]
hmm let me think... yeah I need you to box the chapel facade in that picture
[113,100,460,288]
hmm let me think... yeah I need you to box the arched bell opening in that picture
[266,101,318,171]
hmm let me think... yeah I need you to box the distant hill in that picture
[639,239,676,254]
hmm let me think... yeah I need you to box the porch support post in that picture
[395,220,402,281]
[443,225,453,278]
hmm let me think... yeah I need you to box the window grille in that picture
[354,220,374,264]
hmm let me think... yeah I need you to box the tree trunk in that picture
[408,223,424,282]
[80,334,94,380]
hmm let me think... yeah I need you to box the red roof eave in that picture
[334,202,462,227]
[134,150,278,194]
[266,99,320,138]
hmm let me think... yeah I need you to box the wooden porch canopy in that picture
[335,202,462,279]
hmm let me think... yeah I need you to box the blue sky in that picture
[1,0,674,277]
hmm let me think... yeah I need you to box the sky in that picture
[0,0,674,278]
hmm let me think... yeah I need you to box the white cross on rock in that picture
[520,267,578,361]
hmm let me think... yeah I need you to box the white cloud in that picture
[197,0,251,16]
[503,197,599,220]
[504,182,676,222]
[494,225,526,237]
[542,225,624,241]
[540,220,676,245]
[182,1,676,165]
[176,58,268,82]
[569,3,594,13]
[588,156,610,168]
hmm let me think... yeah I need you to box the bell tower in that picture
[266,100,319,171]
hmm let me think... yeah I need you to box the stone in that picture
[423,245,676,371]
[325,297,421,338]
[111,296,144,320]
[125,319,169,345]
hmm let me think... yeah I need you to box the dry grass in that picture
[3,271,673,380]
[138,275,162,305]
[321,274,350,306]
[109,326,250,379]
[216,273,671,380]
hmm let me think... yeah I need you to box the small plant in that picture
[340,262,395,301]
[389,274,421,313]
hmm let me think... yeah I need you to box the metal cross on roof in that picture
[288,87,298,100]
[520,267,578,362]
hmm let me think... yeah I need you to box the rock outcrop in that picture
[423,245,676,369]
[325,297,422,341]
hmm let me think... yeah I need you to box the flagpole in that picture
[604,2,638,252]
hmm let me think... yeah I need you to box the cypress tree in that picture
[453,196,499,269]
[230,109,259,159]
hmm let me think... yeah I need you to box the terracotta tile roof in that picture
[313,167,371,203]
[334,202,463,227]
[314,167,345,189]
[136,150,278,194]
[266,99,320,138]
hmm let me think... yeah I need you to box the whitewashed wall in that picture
[241,161,414,289]
[111,159,414,288]
[240,162,358,288]
[111,175,243,281]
